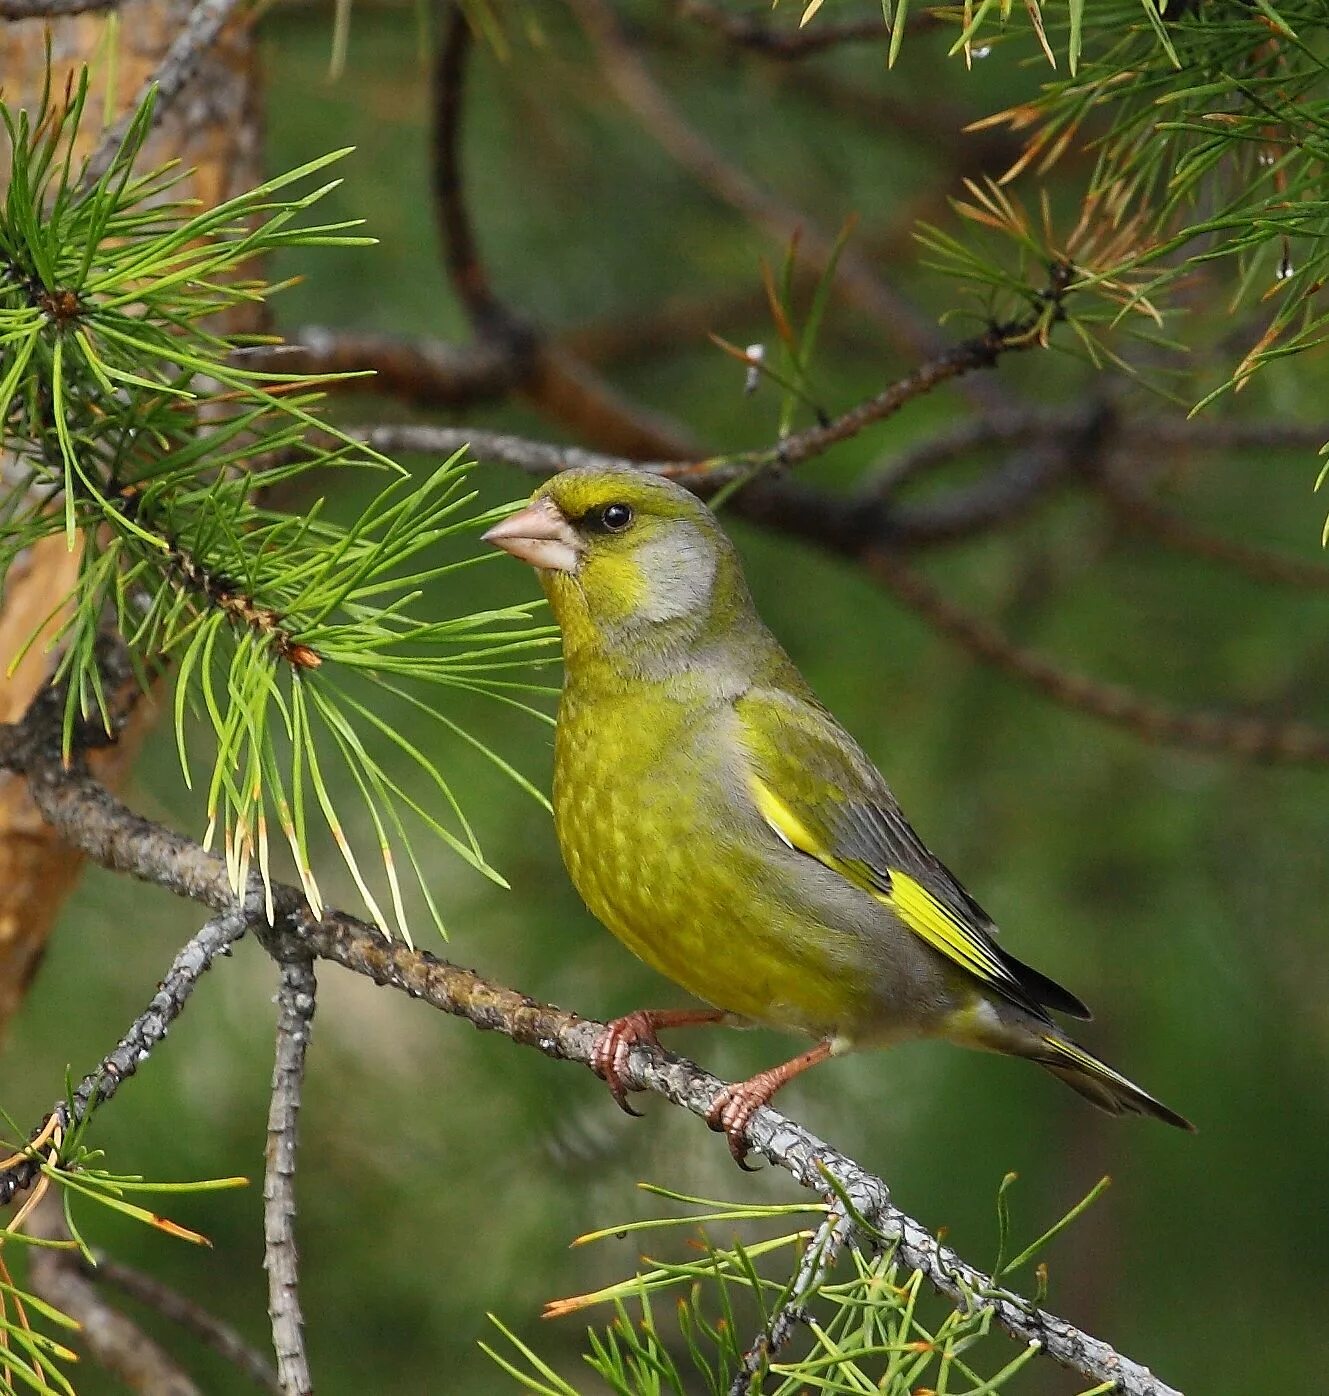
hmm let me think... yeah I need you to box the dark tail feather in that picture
[997,947,1093,1020]
[1037,1034,1194,1132]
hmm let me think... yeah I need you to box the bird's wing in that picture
[734,686,1090,1021]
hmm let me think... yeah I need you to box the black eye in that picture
[600,503,634,532]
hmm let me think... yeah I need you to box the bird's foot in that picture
[706,1040,836,1169]
[592,1012,659,1117]
[706,1080,772,1170]
[591,1008,728,1117]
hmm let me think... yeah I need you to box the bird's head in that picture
[483,467,754,669]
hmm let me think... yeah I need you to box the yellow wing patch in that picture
[886,871,1014,990]
[749,775,823,859]
[750,774,1017,995]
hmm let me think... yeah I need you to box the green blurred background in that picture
[8,5,1329,1392]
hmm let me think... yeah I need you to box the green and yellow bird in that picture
[485,467,1192,1162]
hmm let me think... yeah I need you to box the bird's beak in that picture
[482,496,582,573]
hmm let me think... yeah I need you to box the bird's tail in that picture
[1035,1032,1194,1132]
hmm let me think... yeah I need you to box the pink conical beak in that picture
[482,496,582,573]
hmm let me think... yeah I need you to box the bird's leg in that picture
[592,1008,729,1117]
[707,1041,835,1169]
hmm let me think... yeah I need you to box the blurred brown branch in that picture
[27,1196,204,1396]
[1096,456,1329,590]
[867,548,1329,763]
[83,1255,281,1393]
[234,328,522,409]
[0,0,116,14]
[434,5,699,458]
[356,415,1329,766]
[0,704,1182,1396]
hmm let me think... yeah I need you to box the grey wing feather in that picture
[750,687,1092,1022]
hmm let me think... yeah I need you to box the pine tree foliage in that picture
[487,1179,1114,1396]
[0,73,556,940]
[0,1100,247,1396]
[794,0,1328,418]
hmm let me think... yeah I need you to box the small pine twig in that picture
[161,542,321,669]
[0,909,248,1205]
[729,1198,857,1396]
[263,951,317,1396]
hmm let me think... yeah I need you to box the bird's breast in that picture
[550,681,890,1036]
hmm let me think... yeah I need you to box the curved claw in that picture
[591,1011,661,1117]
[706,1085,762,1170]
[611,1087,645,1120]
[704,1042,835,1170]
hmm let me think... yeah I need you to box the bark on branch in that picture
[263,949,316,1396]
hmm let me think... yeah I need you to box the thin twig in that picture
[263,950,316,1396]
[868,548,1329,762]
[861,409,1329,499]
[1097,458,1329,590]
[87,1255,281,1394]
[0,741,1183,1396]
[358,296,1047,486]
[27,1195,203,1396]
[0,909,247,1203]
[729,1199,857,1395]
[434,4,698,459]
[84,0,245,185]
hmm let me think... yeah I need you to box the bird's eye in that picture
[600,503,634,532]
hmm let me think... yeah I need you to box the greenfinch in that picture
[485,467,1192,1162]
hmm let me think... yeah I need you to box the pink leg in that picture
[592,1008,729,1116]
[707,1041,834,1169]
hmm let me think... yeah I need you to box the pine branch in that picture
[360,270,1064,488]
[728,1198,856,1395]
[0,726,1184,1396]
[262,949,315,1396]
[0,78,556,933]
